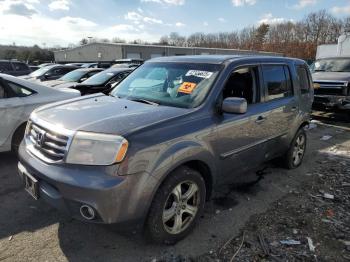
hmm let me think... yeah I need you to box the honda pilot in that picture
[18,55,313,244]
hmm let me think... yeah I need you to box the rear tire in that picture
[11,124,26,156]
[145,166,206,245]
[283,128,307,169]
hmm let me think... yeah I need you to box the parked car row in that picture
[0,60,134,155]
[0,55,314,244]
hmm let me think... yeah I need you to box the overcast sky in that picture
[0,0,349,47]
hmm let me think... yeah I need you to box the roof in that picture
[74,67,104,72]
[148,55,297,64]
[104,67,132,73]
[54,42,282,56]
[316,56,350,60]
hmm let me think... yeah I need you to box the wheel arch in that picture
[11,121,27,151]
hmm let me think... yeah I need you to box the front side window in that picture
[7,81,34,97]
[297,66,311,94]
[111,62,222,108]
[222,66,259,104]
[262,65,293,101]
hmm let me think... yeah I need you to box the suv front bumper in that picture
[17,142,158,225]
[313,95,350,110]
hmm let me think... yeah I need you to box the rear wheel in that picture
[283,128,307,169]
[145,166,206,244]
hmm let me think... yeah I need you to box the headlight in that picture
[66,131,128,165]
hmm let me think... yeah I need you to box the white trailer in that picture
[316,33,350,59]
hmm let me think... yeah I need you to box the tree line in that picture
[0,44,54,64]
[158,10,349,61]
[79,9,349,61]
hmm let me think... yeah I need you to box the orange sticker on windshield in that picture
[178,82,197,94]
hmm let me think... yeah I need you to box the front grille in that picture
[314,96,330,103]
[313,80,348,96]
[27,122,69,162]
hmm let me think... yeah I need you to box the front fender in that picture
[149,140,217,186]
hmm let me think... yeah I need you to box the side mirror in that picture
[222,97,247,114]
[79,77,87,82]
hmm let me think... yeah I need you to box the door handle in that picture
[255,115,266,124]
[291,106,298,112]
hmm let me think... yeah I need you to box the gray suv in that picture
[18,56,313,244]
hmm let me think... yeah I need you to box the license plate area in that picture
[23,172,39,200]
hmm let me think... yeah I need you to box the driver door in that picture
[214,65,268,183]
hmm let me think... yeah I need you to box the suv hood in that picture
[33,94,189,136]
[312,72,350,82]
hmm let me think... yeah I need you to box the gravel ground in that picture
[0,111,349,262]
[197,139,350,262]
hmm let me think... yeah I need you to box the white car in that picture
[0,73,80,153]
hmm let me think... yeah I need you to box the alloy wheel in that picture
[292,134,306,166]
[162,181,200,234]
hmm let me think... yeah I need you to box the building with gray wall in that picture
[54,42,282,63]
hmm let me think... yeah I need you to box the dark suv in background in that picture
[18,55,313,244]
[0,60,31,76]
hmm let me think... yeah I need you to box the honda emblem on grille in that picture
[36,131,46,147]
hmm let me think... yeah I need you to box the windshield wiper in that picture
[129,98,159,106]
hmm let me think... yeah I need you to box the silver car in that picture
[0,74,80,153]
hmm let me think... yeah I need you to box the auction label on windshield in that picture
[186,70,213,79]
[178,82,197,94]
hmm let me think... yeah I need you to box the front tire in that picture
[283,128,307,169]
[145,166,206,244]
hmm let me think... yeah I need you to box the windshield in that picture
[111,62,221,108]
[82,70,118,85]
[29,65,55,77]
[310,58,350,73]
[59,70,86,81]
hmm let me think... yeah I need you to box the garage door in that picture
[150,53,162,58]
[126,52,141,59]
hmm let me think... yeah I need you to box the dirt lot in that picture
[0,111,349,262]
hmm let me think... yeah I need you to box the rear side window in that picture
[297,66,311,94]
[0,61,13,71]
[13,62,29,71]
[7,81,34,97]
[262,65,293,101]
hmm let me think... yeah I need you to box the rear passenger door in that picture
[259,64,298,159]
[0,79,34,148]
